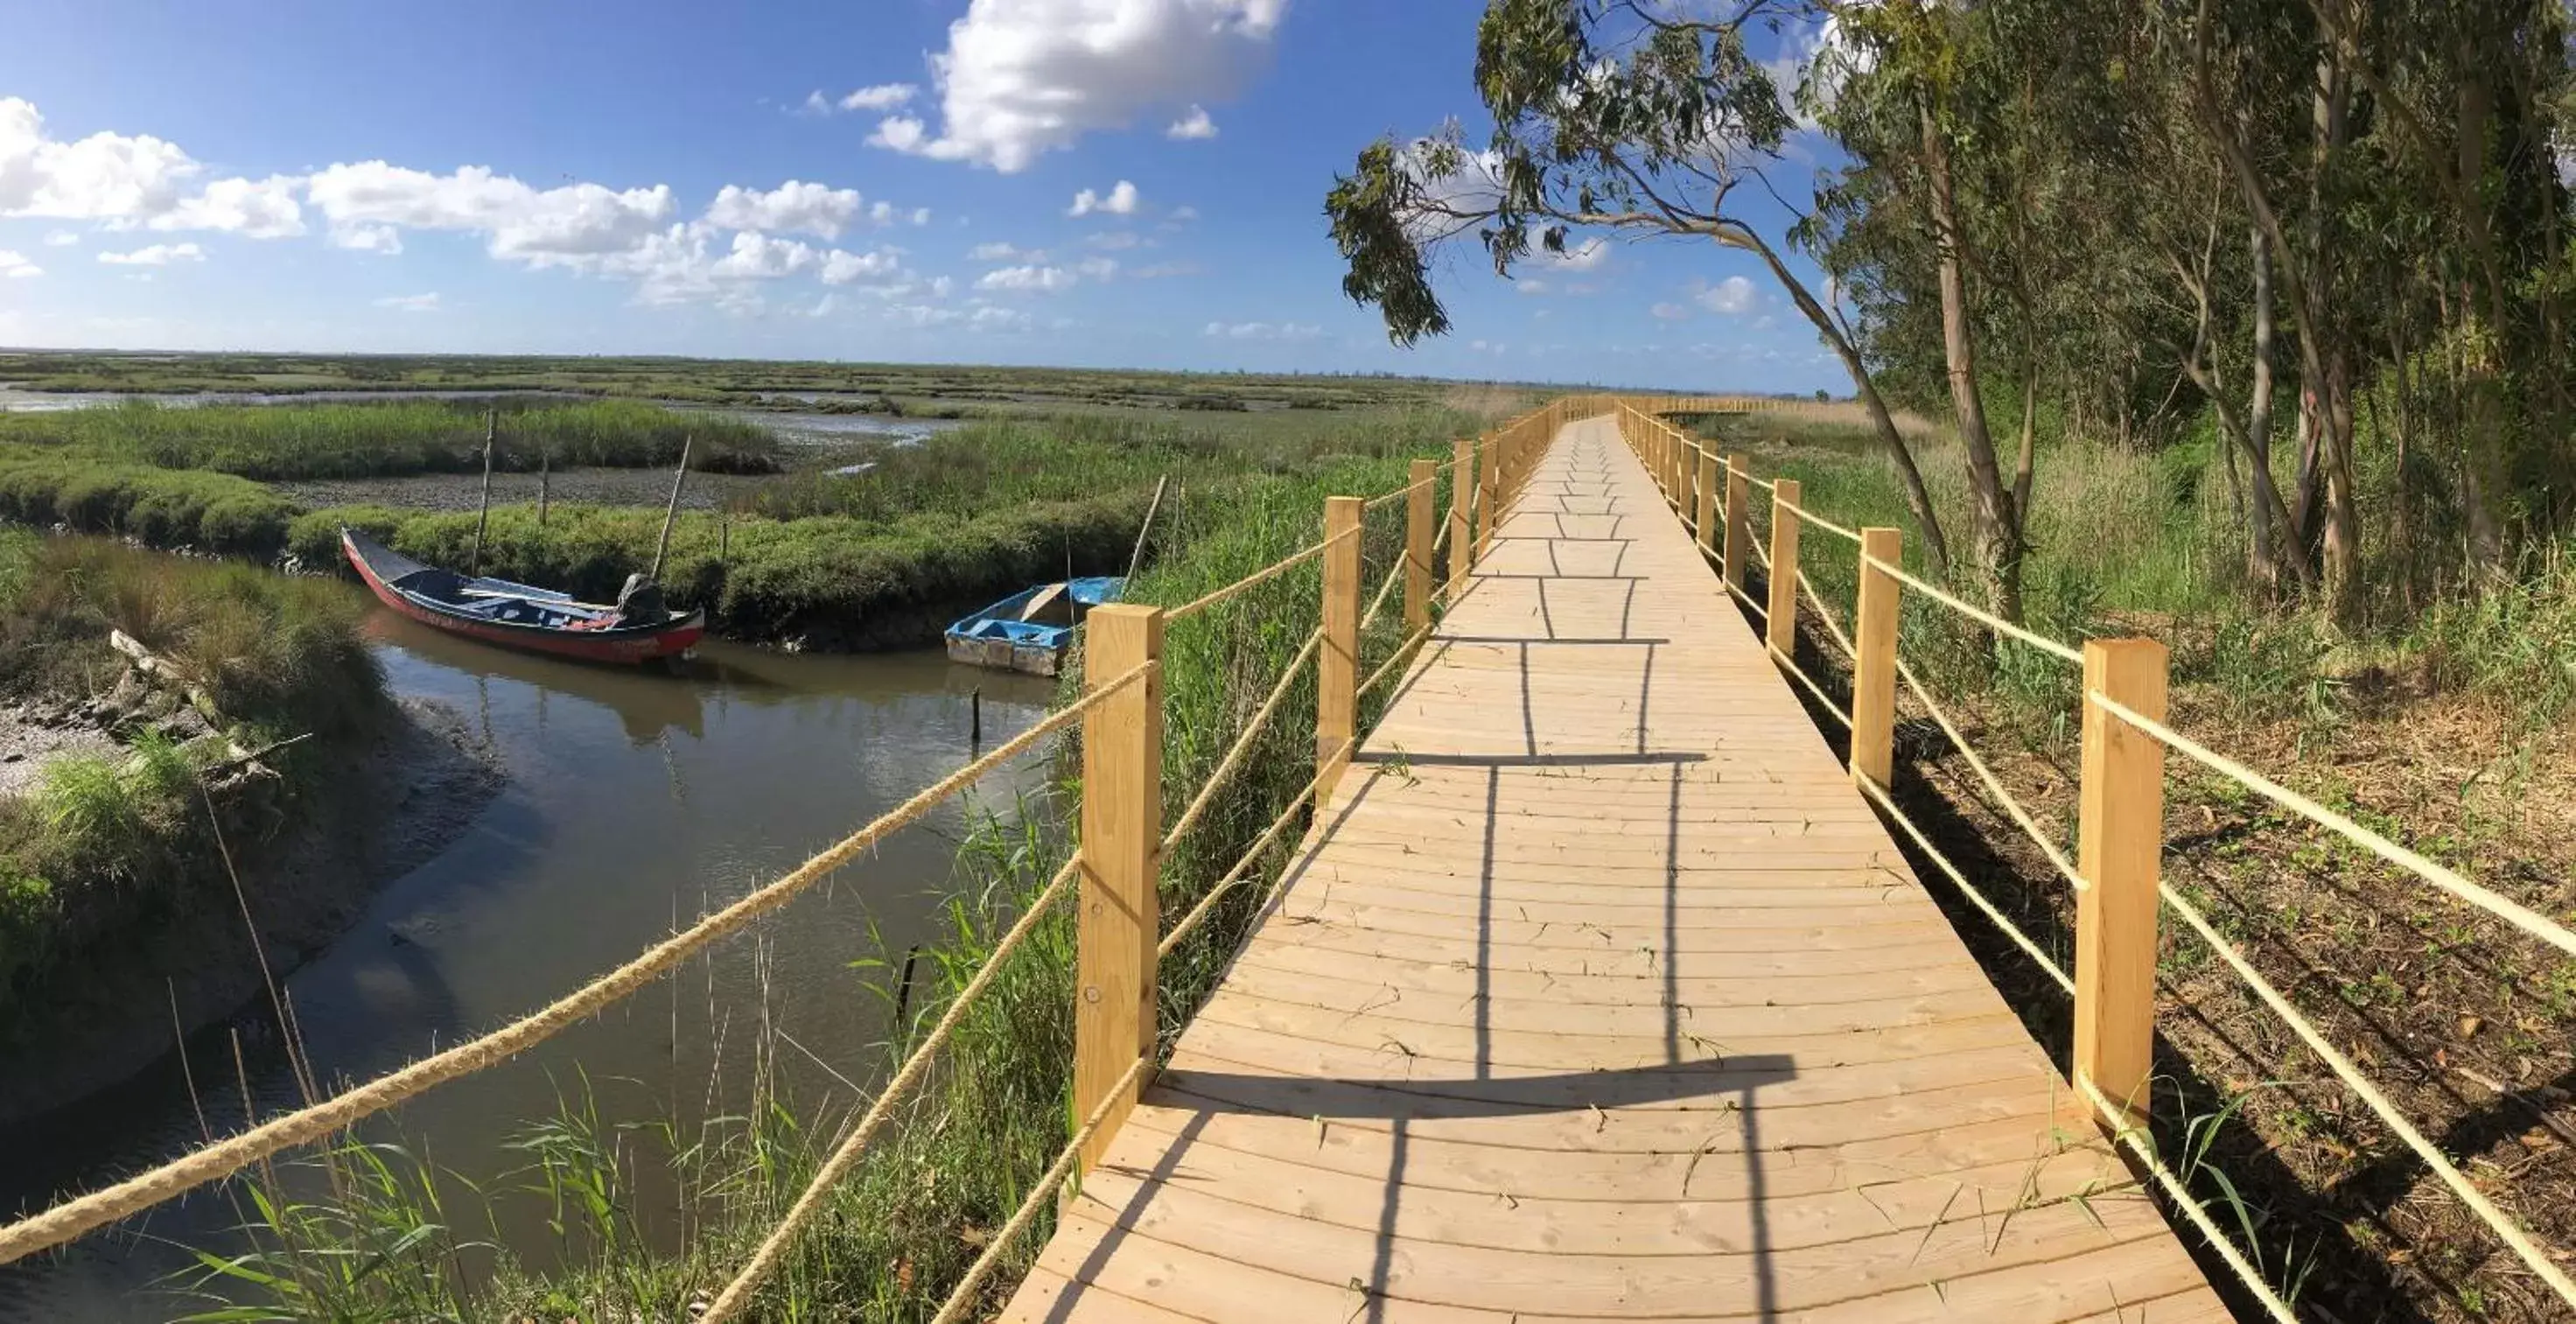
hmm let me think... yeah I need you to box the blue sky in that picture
[0,0,1844,391]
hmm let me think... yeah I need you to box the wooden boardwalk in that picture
[1005,418,2226,1321]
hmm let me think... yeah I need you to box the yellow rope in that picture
[0,662,1150,1267]
[1722,576,1768,621]
[1779,499,1862,544]
[2152,884,2576,1310]
[1894,655,2082,890]
[1773,651,1850,730]
[929,1053,1154,1324]
[697,853,1083,1323]
[1158,738,1349,959]
[1797,568,1857,659]
[1854,776,2073,996]
[1362,467,1444,512]
[2089,694,2576,960]
[1860,552,2084,664]
[1166,525,1355,622]
[2070,1076,2301,1324]
[1358,626,1434,698]
[1160,627,1321,853]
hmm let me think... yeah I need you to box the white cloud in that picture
[1166,205,1199,223]
[151,173,304,238]
[1467,339,1507,354]
[330,222,402,255]
[374,291,440,312]
[0,97,196,222]
[0,250,39,279]
[805,293,842,318]
[1694,275,1759,314]
[839,83,920,112]
[1129,260,1200,278]
[820,247,904,284]
[1083,229,1142,250]
[911,206,933,226]
[710,231,819,279]
[1166,105,1217,139]
[1074,256,1119,280]
[1203,319,1320,340]
[1067,179,1139,217]
[886,300,1034,332]
[40,229,76,246]
[304,161,675,268]
[968,240,1043,262]
[1516,278,1549,296]
[976,263,1075,292]
[799,91,836,116]
[0,100,298,238]
[704,181,863,239]
[97,242,203,266]
[1650,301,1691,321]
[870,0,1284,172]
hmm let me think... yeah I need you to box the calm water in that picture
[0,605,1060,1320]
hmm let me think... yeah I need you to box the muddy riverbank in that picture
[0,697,504,1126]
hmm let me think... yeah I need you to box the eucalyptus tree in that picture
[1323,0,1955,573]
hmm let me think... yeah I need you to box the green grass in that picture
[0,534,385,1035]
[178,441,1452,1320]
[0,398,779,480]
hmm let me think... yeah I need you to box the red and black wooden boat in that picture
[341,528,704,665]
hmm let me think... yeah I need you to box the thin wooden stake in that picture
[1317,495,1362,795]
[469,410,495,576]
[2075,638,2170,1133]
[1766,479,1802,657]
[1124,475,1170,581]
[652,434,692,582]
[1850,527,1902,788]
[536,451,550,527]
[1074,605,1162,1171]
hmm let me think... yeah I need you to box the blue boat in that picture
[944,577,1126,676]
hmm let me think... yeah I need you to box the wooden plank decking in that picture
[1004,417,2226,1321]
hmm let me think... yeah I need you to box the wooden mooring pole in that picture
[651,434,692,582]
[469,410,495,575]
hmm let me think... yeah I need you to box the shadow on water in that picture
[0,601,1060,1321]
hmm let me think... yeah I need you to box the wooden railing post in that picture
[1074,603,1163,1172]
[1723,454,1752,592]
[1849,527,1901,789]
[1476,431,1502,562]
[1318,495,1363,794]
[2074,638,2171,1133]
[1694,447,1719,557]
[1404,458,1435,632]
[1765,479,1802,657]
[1447,435,1473,592]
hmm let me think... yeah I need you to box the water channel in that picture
[0,599,1061,1320]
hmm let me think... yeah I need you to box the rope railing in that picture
[929,1053,1153,1323]
[1894,655,2083,890]
[0,661,1152,1267]
[2089,692,2576,960]
[1859,551,2085,664]
[1602,390,2576,1317]
[1166,523,1356,622]
[1158,735,1353,960]
[698,851,1084,1323]
[1159,627,1322,854]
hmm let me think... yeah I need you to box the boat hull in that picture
[343,531,704,664]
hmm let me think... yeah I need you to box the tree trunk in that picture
[2454,61,2511,577]
[1919,102,2022,622]
[2012,340,2039,523]
[2323,346,2361,620]
[2245,224,2286,595]
[1737,228,1955,574]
